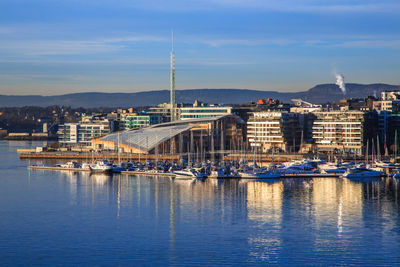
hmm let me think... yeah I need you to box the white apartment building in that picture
[58,116,114,146]
[312,111,365,155]
[247,112,300,152]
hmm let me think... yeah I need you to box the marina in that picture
[26,155,399,180]
[3,140,400,266]
[2,0,400,264]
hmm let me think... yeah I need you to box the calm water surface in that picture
[1,141,400,265]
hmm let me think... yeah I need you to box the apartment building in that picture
[247,111,300,152]
[58,115,114,146]
[312,111,365,155]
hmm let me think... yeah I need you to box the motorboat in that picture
[90,160,113,173]
[319,163,348,175]
[343,168,383,178]
[238,170,280,179]
[81,162,91,170]
[209,167,239,179]
[173,169,208,179]
[59,161,80,169]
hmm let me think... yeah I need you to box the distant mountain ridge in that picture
[0,83,397,108]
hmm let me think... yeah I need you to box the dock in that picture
[20,152,180,161]
[280,173,339,178]
[28,165,91,172]
[121,171,176,177]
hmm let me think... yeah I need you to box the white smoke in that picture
[335,73,346,95]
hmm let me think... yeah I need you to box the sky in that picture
[0,0,399,95]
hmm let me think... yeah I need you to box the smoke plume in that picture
[335,73,346,95]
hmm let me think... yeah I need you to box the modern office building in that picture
[179,102,232,120]
[120,114,161,130]
[147,103,182,122]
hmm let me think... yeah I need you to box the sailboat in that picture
[111,132,126,173]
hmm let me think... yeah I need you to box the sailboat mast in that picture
[395,129,398,163]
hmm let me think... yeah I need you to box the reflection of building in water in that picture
[246,181,283,224]
[246,181,284,261]
[312,178,362,233]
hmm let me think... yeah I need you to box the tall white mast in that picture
[170,30,176,121]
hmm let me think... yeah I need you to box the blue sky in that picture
[0,0,399,95]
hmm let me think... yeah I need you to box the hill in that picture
[0,83,397,108]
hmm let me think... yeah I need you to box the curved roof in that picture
[99,124,193,152]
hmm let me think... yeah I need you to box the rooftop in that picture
[99,124,193,152]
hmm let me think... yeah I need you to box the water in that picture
[1,141,400,265]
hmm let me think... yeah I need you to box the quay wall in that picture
[19,152,179,161]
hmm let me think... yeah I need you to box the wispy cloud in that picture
[188,35,400,49]
[197,38,295,47]
[0,35,166,56]
[209,0,400,13]
[1,34,399,57]
[100,0,400,13]
[333,39,400,48]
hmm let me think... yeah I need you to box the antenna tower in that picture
[170,31,176,121]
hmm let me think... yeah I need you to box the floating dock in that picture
[28,165,91,172]
[280,173,339,178]
[121,171,176,177]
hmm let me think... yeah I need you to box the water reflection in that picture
[5,140,400,264]
[39,172,400,264]
[57,174,400,225]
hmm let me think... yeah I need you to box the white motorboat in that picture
[319,163,348,175]
[173,169,208,179]
[81,162,91,170]
[90,160,112,173]
[60,161,80,169]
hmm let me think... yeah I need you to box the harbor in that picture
[25,153,399,180]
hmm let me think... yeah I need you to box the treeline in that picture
[0,106,114,133]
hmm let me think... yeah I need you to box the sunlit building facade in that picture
[247,111,301,152]
[312,111,365,155]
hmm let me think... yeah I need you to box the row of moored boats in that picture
[30,158,400,179]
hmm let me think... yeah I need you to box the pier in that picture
[19,152,180,161]
[28,165,90,172]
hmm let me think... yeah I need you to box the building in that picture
[373,100,400,112]
[120,114,161,130]
[147,103,182,122]
[179,104,232,120]
[92,115,245,161]
[247,111,301,152]
[58,115,114,146]
[312,111,365,155]
[371,90,400,112]
[381,90,400,101]
[57,123,79,144]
